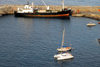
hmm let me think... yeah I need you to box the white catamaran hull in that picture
[54,53,74,60]
[57,55,74,60]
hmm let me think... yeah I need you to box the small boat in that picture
[54,52,74,60]
[86,22,96,26]
[57,28,72,52]
[98,22,100,24]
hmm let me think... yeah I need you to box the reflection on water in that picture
[16,17,34,39]
[54,58,74,67]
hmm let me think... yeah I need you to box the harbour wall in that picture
[0,5,100,20]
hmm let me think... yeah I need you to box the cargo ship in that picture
[14,0,72,18]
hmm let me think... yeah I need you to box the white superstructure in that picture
[17,4,33,13]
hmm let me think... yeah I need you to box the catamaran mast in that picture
[62,0,64,10]
[61,27,65,47]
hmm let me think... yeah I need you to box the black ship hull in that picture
[14,9,72,18]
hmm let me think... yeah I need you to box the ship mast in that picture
[62,0,64,10]
[32,2,34,8]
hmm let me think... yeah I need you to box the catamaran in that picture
[54,28,74,60]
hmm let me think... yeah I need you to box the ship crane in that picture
[41,0,49,10]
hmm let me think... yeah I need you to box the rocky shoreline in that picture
[0,5,100,20]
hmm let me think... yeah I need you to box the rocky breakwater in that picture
[71,6,100,20]
[0,5,14,16]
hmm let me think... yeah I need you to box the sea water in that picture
[0,15,100,67]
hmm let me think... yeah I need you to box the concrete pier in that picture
[0,5,100,20]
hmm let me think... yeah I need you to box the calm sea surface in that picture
[0,15,100,67]
[0,0,100,6]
